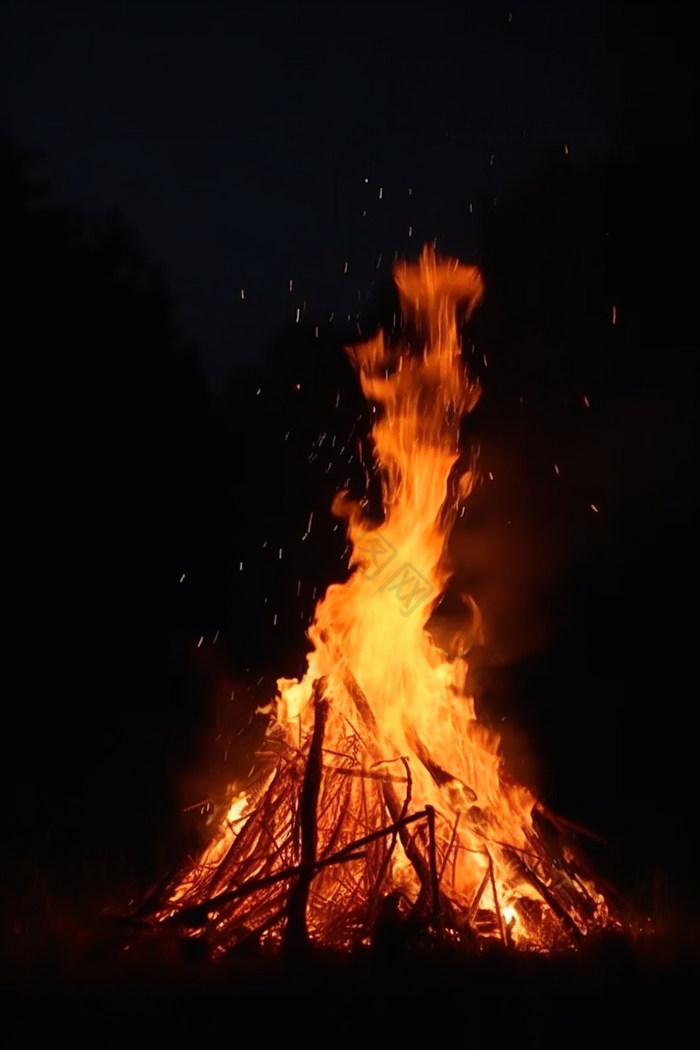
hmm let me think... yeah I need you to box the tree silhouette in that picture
[2,134,217,902]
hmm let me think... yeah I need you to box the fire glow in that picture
[146,247,617,953]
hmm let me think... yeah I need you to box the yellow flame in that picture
[165,246,613,949]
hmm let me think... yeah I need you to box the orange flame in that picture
[159,246,615,951]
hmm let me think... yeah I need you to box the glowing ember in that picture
[145,246,617,953]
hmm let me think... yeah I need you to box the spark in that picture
[301,511,315,542]
[583,396,590,408]
[273,614,278,626]
[344,261,349,273]
[278,548,283,559]
[213,631,220,644]
[612,305,617,324]
[379,187,383,199]
[408,226,413,237]
[179,573,185,583]
[554,464,560,476]
[256,388,261,396]
[295,308,300,322]
[197,636,204,648]
[240,561,243,571]
[289,280,293,291]
[591,504,599,513]
[240,289,245,300]
[488,471,494,480]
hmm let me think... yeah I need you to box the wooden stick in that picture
[169,851,367,929]
[468,861,491,923]
[487,850,508,946]
[285,679,329,952]
[404,722,477,801]
[502,845,583,942]
[367,756,412,928]
[328,766,409,783]
[439,813,461,885]
[170,810,430,929]
[319,630,437,914]
[426,805,442,936]
[536,802,607,844]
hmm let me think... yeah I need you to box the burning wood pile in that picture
[139,247,619,956]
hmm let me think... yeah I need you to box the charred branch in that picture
[285,678,329,952]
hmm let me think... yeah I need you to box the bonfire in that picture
[141,246,619,955]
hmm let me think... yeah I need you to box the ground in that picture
[5,922,697,1038]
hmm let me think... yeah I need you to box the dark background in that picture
[1,0,696,952]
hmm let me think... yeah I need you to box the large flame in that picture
[157,247,615,952]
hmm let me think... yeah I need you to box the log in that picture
[501,845,584,943]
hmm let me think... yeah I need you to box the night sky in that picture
[2,0,623,383]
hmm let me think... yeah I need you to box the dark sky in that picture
[3,0,620,383]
